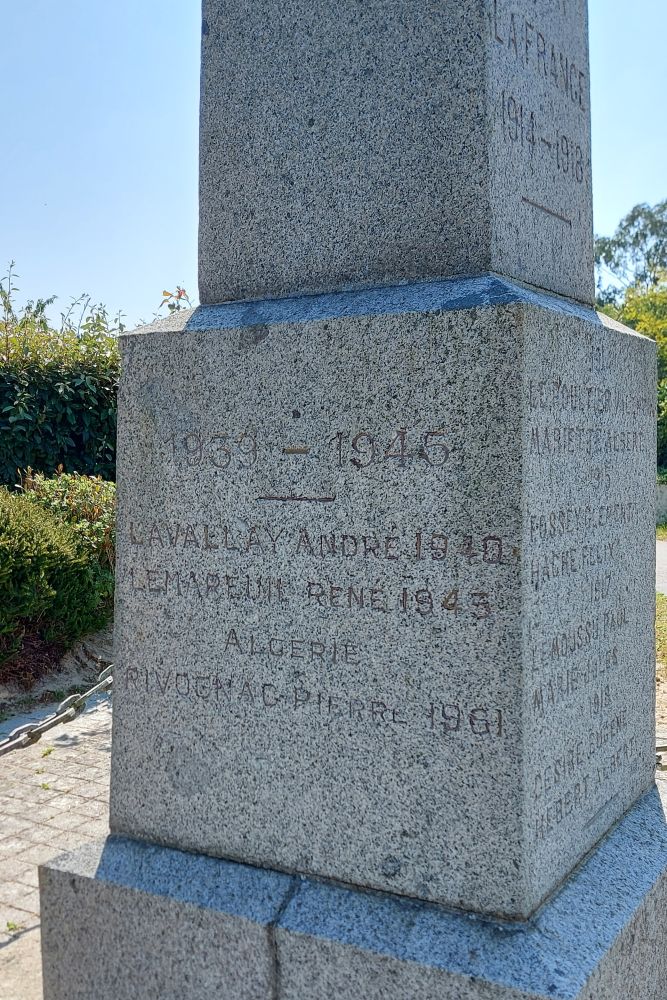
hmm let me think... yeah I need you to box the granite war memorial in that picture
[40,1,667,997]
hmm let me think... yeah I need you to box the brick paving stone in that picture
[14,868,39,890]
[0,883,40,914]
[0,863,33,885]
[0,699,112,997]
[40,812,90,834]
[0,797,26,815]
[0,817,32,838]
[0,905,40,931]
[0,837,38,859]
[67,797,108,818]
[2,826,63,849]
[12,844,69,868]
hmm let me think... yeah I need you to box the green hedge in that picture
[659,380,667,472]
[0,358,119,486]
[0,284,120,485]
[21,470,116,580]
[0,488,112,663]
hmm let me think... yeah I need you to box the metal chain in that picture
[0,665,113,758]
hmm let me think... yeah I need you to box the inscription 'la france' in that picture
[492,0,588,112]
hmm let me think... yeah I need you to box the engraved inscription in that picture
[492,0,588,113]
[127,522,519,567]
[531,726,649,844]
[165,429,258,469]
[161,426,453,474]
[129,568,288,604]
[501,90,586,186]
[529,539,619,592]
[222,630,360,664]
[127,565,497,621]
[528,379,654,417]
[124,665,505,742]
[330,428,450,469]
[529,504,640,542]
[529,426,648,458]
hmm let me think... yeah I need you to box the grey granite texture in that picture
[40,779,667,999]
[199,0,594,305]
[110,276,656,918]
[39,838,287,1000]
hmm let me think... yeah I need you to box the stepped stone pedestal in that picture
[40,1,666,998]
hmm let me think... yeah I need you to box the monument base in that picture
[40,780,667,1000]
[111,276,657,920]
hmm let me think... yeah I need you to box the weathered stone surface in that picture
[40,780,667,1000]
[199,0,594,305]
[39,838,287,1000]
[109,276,655,918]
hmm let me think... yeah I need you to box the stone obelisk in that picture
[40,2,667,997]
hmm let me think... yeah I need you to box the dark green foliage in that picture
[0,357,119,486]
[0,262,121,486]
[595,200,667,476]
[19,472,116,616]
[658,384,667,472]
[20,471,116,569]
[0,489,111,663]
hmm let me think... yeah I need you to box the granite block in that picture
[199,0,594,305]
[40,781,667,999]
[109,275,656,918]
[39,837,291,1000]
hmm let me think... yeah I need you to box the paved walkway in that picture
[0,697,111,1000]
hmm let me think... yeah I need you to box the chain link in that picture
[0,665,112,758]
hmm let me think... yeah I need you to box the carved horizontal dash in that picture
[521,196,572,227]
[282,446,311,455]
[258,495,336,503]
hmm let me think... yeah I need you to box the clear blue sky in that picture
[1,1,665,327]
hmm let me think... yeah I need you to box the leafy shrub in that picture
[0,265,120,485]
[659,382,667,472]
[19,470,116,570]
[0,489,112,663]
[0,353,119,486]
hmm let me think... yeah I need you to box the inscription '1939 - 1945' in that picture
[162,426,452,474]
